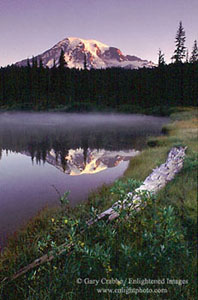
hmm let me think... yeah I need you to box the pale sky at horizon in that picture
[0,0,197,67]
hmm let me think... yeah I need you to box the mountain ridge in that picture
[15,37,156,69]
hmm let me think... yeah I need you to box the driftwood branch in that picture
[3,243,74,282]
[1,147,186,283]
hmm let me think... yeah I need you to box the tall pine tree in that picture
[190,40,198,63]
[39,57,43,68]
[185,49,189,63]
[27,58,30,68]
[58,49,67,69]
[158,49,165,66]
[171,21,186,63]
[84,53,87,69]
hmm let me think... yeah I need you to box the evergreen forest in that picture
[0,62,197,113]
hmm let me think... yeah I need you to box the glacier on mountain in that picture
[16,37,156,69]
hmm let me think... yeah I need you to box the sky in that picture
[0,0,197,67]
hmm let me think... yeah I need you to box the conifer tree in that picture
[27,58,30,68]
[52,58,56,68]
[158,49,165,66]
[190,40,198,63]
[32,56,35,67]
[84,53,87,70]
[185,49,189,63]
[32,56,38,68]
[58,49,67,69]
[39,57,43,68]
[171,21,186,63]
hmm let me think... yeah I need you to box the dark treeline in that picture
[0,61,197,113]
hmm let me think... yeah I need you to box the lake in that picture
[0,112,169,247]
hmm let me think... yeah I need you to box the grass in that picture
[0,107,197,299]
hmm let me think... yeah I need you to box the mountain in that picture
[15,37,156,69]
[45,148,139,175]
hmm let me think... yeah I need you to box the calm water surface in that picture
[0,112,169,247]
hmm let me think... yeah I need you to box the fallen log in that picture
[1,242,74,283]
[87,146,187,223]
[1,147,186,283]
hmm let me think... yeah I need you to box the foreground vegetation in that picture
[0,108,197,299]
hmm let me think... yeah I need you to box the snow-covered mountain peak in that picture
[16,37,156,69]
[67,37,109,51]
[46,148,139,176]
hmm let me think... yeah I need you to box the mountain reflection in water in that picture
[0,112,169,247]
[0,112,168,173]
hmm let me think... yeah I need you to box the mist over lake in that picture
[0,112,169,247]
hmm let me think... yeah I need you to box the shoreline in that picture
[0,104,177,116]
